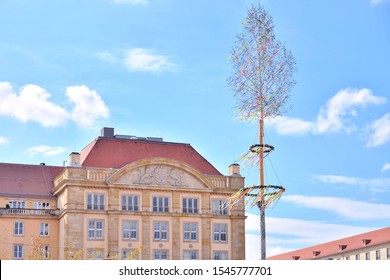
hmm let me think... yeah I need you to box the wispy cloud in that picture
[267,88,386,143]
[245,214,374,258]
[124,48,177,73]
[370,0,390,6]
[0,82,109,128]
[27,145,66,157]
[96,48,177,73]
[283,195,390,220]
[0,137,8,145]
[113,0,149,5]
[314,174,390,192]
[382,163,390,172]
[365,113,390,147]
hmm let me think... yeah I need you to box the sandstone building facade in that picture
[0,127,246,260]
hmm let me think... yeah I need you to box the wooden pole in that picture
[258,117,266,260]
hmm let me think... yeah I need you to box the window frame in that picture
[212,199,228,216]
[183,222,198,242]
[123,220,138,241]
[121,194,140,212]
[13,244,24,259]
[213,223,227,243]
[213,251,228,260]
[182,197,199,214]
[39,222,50,237]
[14,221,24,236]
[88,219,104,240]
[183,250,198,260]
[153,221,168,241]
[152,196,169,213]
[87,193,105,210]
[153,250,169,260]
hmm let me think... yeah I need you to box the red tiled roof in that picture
[0,163,64,197]
[267,227,390,260]
[80,137,222,175]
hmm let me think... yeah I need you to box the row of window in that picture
[6,201,51,209]
[350,248,390,260]
[13,244,50,259]
[88,219,227,243]
[87,194,229,215]
[13,222,50,237]
[12,245,226,260]
[88,248,226,260]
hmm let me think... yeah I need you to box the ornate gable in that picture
[106,158,215,190]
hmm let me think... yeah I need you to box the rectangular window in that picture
[213,223,227,242]
[9,201,25,209]
[42,245,50,259]
[365,252,370,260]
[87,248,104,260]
[183,223,197,241]
[154,250,169,260]
[121,195,139,211]
[87,193,105,210]
[356,254,360,260]
[88,220,104,240]
[153,221,168,241]
[182,198,199,214]
[152,196,169,213]
[14,222,24,236]
[213,251,228,260]
[183,250,198,260]
[376,250,381,260]
[387,248,390,259]
[13,245,23,259]
[122,249,139,260]
[40,223,50,236]
[123,220,137,240]
[212,199,228,216]
[34,202,50,209]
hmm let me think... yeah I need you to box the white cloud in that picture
[28,145,66,157]
[382,163,390,172]
[113,0,149,5]
[0,137,8,145]
[267,116,313,135]
[67,86,109,127]
[124,48,177,73]
[0,82,109,128]
[283,195,390,220]
[314,174,390,192]
[96,48,177,73]
[0,82,68,127]
[245,213,374,259]
[267,88,386,137]
[365,113,390,147]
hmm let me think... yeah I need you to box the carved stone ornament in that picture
[133,166,185,186]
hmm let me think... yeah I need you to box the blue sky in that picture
[0,0,390,259]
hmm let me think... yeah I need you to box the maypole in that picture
[225,3,296,260]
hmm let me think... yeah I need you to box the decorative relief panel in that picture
[133,166,185,186]
[115,165,207,189]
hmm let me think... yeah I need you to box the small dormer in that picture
[339,244,347,251]
[362,239,371,246]
[312,251,321,258]
[292,255,300,260]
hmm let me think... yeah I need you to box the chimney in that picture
[69,152,81,167]
[101,127,114,138]
[229,163,241,176]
